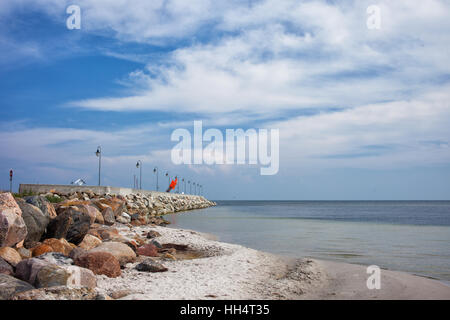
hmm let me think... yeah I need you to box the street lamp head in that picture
[165,172,168,176]
[95,146,101,157]
[153,167,157,173]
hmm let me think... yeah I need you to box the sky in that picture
[1,0,450,200]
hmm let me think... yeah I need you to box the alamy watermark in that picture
[66,5,81,30]
[171,121,279,175]
[366,265,381,289]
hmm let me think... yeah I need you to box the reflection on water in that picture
[167,201,450,281]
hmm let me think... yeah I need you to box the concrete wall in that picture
[19,183,200,198]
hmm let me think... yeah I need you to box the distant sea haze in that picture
[167,201,450,282]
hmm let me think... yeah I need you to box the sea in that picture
[166,201,450,282]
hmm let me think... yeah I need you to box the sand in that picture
[95,224,450,300]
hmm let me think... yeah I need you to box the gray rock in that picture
[35,252,73,266]
[0,274,34,300]
[24,196,56,219]
[17,201,49,247]
[0,257,13,276]
[135,258,168,272]
[151,240,163,249]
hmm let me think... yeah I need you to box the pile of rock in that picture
[0,191,214,300]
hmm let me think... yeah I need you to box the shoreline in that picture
[95,223,450,300]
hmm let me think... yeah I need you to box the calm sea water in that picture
[166,201,450,282]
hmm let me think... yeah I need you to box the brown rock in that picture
[69,247,87,261]
[92,197,125,218]
[78,234,102,250]
[88,242,136,266]
[0,209,28,247]
[136,243,158,257]
[146,230,161,239]
[32,244,54,257]
[42,238,73,256]
[0,247,22,266]
[74,252,121,278]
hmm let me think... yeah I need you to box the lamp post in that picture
[188,180,191,194]
[182,178,186,194]
[153,167,159,191]
[193,182,197,195]
[136,160,142,189]
[95,146,101,186]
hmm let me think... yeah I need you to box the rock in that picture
[15,258,49,284]
[92,197,125,218]
[62,265,97,289]
[78,234,102,250]
[115,216,129,224]
[74,252,121,278]
[130,213,140,221]
[11,286,97,300]
[146,230,161,239]
[32,244,54,257]
[135,258,168,272]
[136,243,158,257]
[42,238,73,256]
[161,253,177,261]
[101,207,115,226]
[24,196,57,219]
[0,274,34,300]
[0,209,28,247]
[0,193,22,216]
[45,207,91,244]
[109,289,132,299]
[151,240,163,249]
[16,247,32,259]
[34,264,70,288]
[0,257,13,276]
[89,242,136,266]
[120,212,131,223]
[17,201,49,247]
[35,252,73,266]
[69,247,87,261]
[0,247,22,266]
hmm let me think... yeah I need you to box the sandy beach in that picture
[95,223,450,300]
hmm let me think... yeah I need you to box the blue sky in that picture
[1,0,450,200]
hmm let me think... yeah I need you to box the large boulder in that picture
[24,196,57,219]
[17,201,49,247]
[0,274,34,300]
[45,207,91,244]
[0,247,22,266]
[0,257,13,276]
[73,252,121,278]
[0,209,27,248]
[62,265,97,289]
[88,242,136,266]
